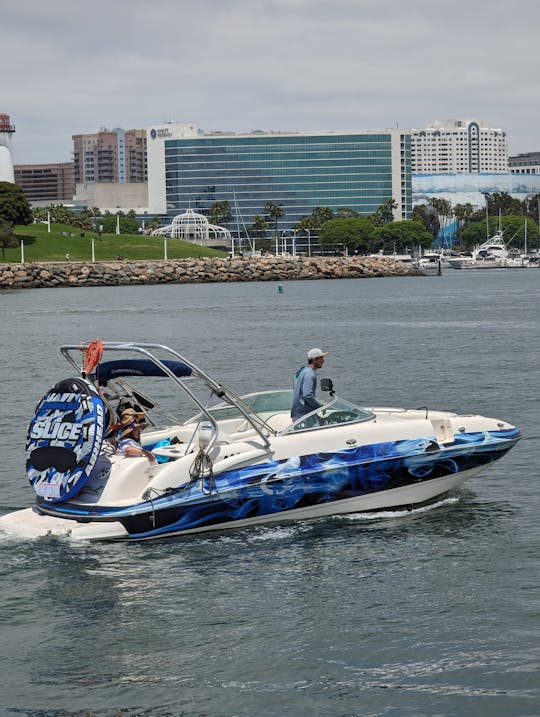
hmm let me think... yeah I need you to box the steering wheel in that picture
[321,410,358,425]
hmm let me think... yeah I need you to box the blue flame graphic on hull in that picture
[112,428,518,539]
[36,427,519,538]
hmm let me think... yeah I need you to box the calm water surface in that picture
[0,270,538,717]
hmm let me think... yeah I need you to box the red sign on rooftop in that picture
[0,114,15,132]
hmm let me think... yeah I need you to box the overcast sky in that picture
[3,0,539,164]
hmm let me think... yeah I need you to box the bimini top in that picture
[94,359,192,385]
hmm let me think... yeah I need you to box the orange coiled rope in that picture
[82,339,104,374]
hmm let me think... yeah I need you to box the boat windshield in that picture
[284,397,374,433]
[193,390,293,421]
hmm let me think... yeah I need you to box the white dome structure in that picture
[152,208,232,248]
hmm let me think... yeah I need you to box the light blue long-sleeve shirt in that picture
[291,365,322,419]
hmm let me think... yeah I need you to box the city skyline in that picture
[4,0,539,165]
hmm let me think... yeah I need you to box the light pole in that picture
[481,192,490,241]
[306,229,311,257]
[91,236,95,262]
[280,230,288,256]
[292,229,297,257]
[164,238,168,260]
[20,238,24,264]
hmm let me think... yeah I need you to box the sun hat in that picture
[307,348,328,360]
[117,407,147,436]
[120,407,145,422]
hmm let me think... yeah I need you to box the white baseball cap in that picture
[307,348,328,360]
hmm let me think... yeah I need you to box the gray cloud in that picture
[4,0,539,163]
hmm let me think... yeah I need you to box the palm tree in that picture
[453,203,475,244]
[428,198,452,247]
[208,200,232,227]
[264,201,284,239]
[371,198,398,227]
[250,214,269,240]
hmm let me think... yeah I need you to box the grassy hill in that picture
[2,223,228,263]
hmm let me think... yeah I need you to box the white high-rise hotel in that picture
[410,119,508,174]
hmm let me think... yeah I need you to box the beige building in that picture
[411,119,508,174]
[72,128,147,184]
[14,162,75,204]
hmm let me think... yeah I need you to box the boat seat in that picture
[265,413,292,434]
[198,426,232,447]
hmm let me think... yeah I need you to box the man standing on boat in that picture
[291,348,328,421]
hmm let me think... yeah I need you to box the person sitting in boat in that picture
[115,408,156,462]
[291,347,328,422]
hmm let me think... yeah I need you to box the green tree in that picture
[318,217,375,252]
[452,202,475,237]
[249,214,269,240]
[208,200,232,226]
[412,204,439,241]
[504,216,539,250]
[0,219,19,259]
[486,192,524,216]
[46,203,76,225]
[335,207,359,219]
[371,198,397,227]
[371,221,433,253]
[459,215,539,250]
[460,220,491,248]
[31,206,48,223]
[295,206,334,232]
[428,197,452,244]
[0,182,32,226]
[100,211,140,235]
[264,201,284,238]
[525,194,540,223]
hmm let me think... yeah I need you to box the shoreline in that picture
[0,255,422,290]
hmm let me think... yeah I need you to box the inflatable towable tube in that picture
[25,377,106,503]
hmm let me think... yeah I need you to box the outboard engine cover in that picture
[25,377,106,502]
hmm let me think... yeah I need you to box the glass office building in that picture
[147,125,412,236]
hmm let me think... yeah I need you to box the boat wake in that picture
[338,495,461,522]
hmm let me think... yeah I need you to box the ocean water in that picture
[0,270,538,717]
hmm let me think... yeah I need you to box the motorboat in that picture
[0,342,521,542]
[447,231,509,270]
[414,252,443,275]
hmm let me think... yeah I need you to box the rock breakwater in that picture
[0,255,421,290]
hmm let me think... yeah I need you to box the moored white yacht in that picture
[415,252,443,275]
[447,231,509,269]
[0,342,521,542]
